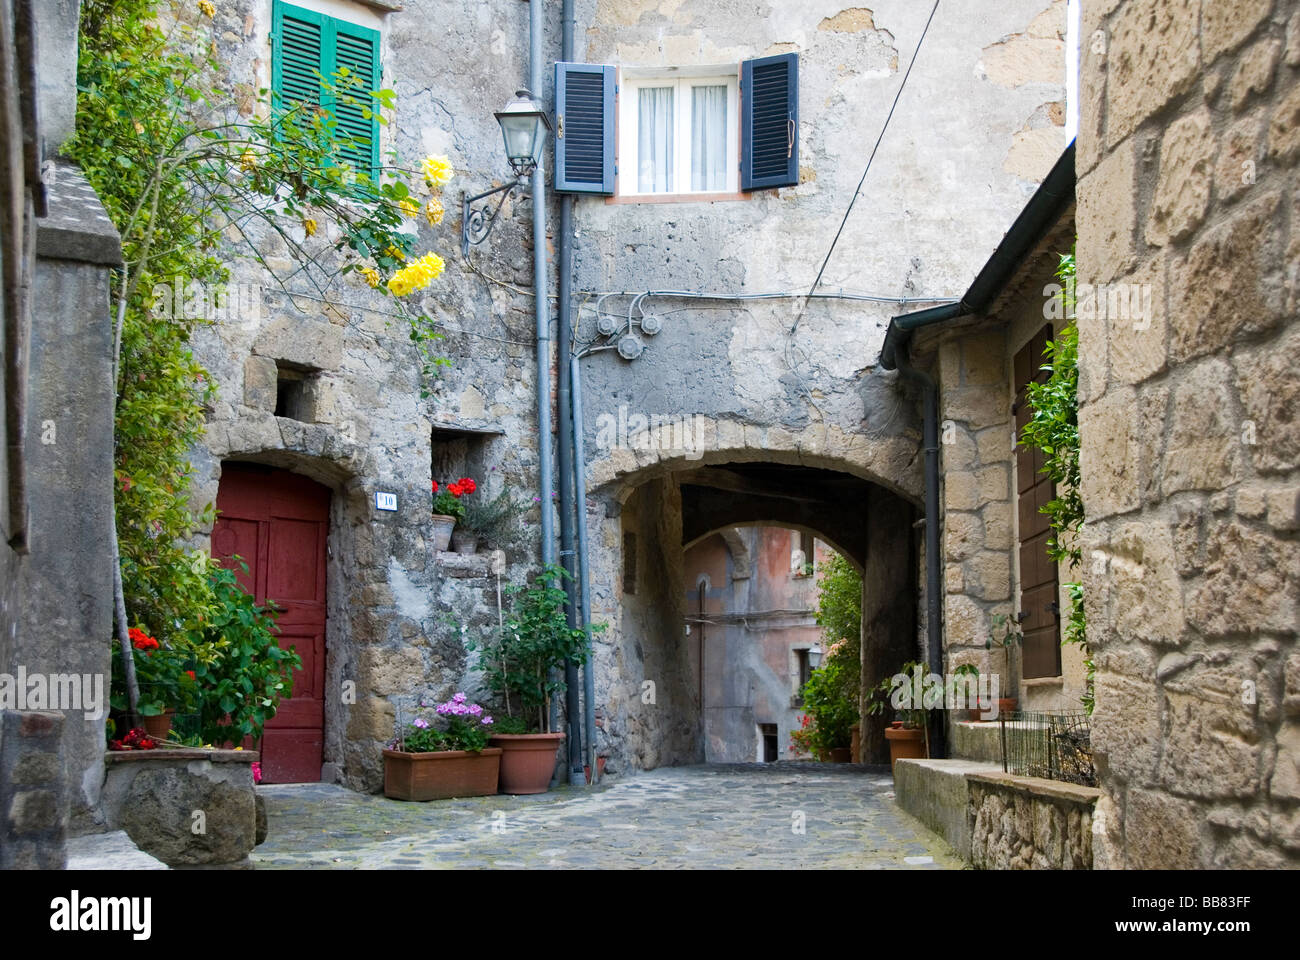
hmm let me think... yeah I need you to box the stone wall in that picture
[969,771,1098,869]
[0,711,67,869]
[1078,0,1300,867]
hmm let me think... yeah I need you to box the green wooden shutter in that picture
[272,2,381,179]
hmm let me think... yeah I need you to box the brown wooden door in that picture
[1014,326,1062,679]
[212,462,330,783]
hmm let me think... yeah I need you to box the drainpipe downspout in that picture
[527,0,559,739]
[572,351,598,784]
[556,0,584,786]
[894,338,947,760]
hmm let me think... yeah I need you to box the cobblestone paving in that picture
[253,763,964,869]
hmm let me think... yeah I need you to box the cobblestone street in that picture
[252,763,962,869]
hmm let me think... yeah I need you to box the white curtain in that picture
[638,86,674,193]
[691,84,727,192]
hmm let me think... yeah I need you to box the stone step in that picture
[893,758,1003,862]
[949,719,1007,764]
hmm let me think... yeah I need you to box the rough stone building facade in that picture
[187,0,1068,789]
[1077,0,1300,868]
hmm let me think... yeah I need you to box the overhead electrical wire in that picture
[798,0,943,332]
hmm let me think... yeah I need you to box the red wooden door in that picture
[212,462,330,783]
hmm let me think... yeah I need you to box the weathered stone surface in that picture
[1106,0,1200,144]
[1079,389,1141,519]
[116,763,257,867]
[1227,38,1280,111]
[1077,140,1136,284]
[1268,82,1300,160]
[1201,0,1273,62]
[1186,520,1300,636]
[1215,109,1265,204]
[1092,670,1161,786]
[1124,787,1202,868]
[1170,192,1283,362]
[1146,108,1215,246]
[1235,326,1300,473]
[1161,358,1243,495]
[1108,255,1167,385]
[243,355,277,411]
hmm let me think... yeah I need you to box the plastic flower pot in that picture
[488,732,565,794]
[382,747,502,801]
[431,514,456,551]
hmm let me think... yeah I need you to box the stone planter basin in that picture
[101,748,264,869]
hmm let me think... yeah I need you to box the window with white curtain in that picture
[619,71,738,196]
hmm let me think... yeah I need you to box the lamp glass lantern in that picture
[495,90,552,177]
[808,644,823,670]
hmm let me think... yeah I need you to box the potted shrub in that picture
[470,562,596,794]
[952,663,986,721]
[431,477,476,552]
[383,693,502,801]
[459,486,529,556]
[985,613,1023,715]
[867,660,930,774]
[798,639,858,761]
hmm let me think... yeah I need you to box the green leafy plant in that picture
[469,563,600,733]
[798,654,859,754]
[1020,247,1092,713]
[865,660,929,731]
[186,563,301,747]
[460,487,531,549]
[394,694,495,753]
[985,613,1023,699]
[432,477,475,521]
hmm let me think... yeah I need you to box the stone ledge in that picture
[105,748,260,764]
[895,758,1003,861]
[435,551,491,578]
[967,771,1102,805]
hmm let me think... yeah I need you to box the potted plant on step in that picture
[383,693,502,801]
[953,663,987,722]
[986,613,1023,716]
[867,660,930,774]
[470,562,597,794]
[431,477,476,552]
[459,486,529,556]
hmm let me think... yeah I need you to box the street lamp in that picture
[461,90,553,256]
[808,644,823,670]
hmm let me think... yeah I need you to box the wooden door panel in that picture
[214,463,330,783]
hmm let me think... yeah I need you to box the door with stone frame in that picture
[1014,326,1063,679]
[212,461,330,782]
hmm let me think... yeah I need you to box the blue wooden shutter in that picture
[272,2,381,179]
[741,53,798,190]
[555,62,615,195]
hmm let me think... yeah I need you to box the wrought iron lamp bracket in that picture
[460,178,523,257]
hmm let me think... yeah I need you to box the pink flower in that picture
[482,716,494,725]
[251,761,262,784]
[413,717,429,729]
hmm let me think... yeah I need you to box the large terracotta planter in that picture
[382,747,502,801]
[884,725,927,774]
[489,732,564,794]
[829,747,852,763]
[431,514,456,552]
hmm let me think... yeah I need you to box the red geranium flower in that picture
[458,477,477,494]
[185,670,196,680]
[448,482,463,497]
[431,481,438,493]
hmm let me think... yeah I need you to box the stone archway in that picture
[585,424,925,771]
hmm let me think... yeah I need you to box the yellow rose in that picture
[425,197,445,226]
[303,218,318,237]
[239,150,258,172]
[386,252,445,296]
[361,267,381,288]
[198,0,215,17]
[421,155,453,189]
[398,198,420,219]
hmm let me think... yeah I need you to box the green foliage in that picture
[814,552,861,652]
[790,553,864,756]
[1019,248,1091,713]
[186,563,300,747]
[865,660,929,731]
[469,563,600,733]
[798,655,859,752]
[396,696,495,754]
[460,487,531,550]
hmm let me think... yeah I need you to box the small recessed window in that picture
[618,71,738,196]
[274,362,315,421]
[759,723,778,762]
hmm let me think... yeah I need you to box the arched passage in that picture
[592,452,922,770]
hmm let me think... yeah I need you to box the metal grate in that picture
[1000,710,1095,787]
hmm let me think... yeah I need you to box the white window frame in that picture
[617,68,739,197]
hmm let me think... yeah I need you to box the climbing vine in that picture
[66,0,455,717]
[1020,248,1092,713]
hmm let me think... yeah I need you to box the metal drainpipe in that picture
[894,338,947,760]
[527,0,559,739]
[556,0,584,785]
[572,350,598,782]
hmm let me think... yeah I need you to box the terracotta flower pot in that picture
[431,514,456,552]
[382,747,502,801]
[884,725,927,774]
[140,710,175,740]
[489,732,565,794]
[451,530,479,554]
[998,697,1018,717]
[829,746,852,763]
